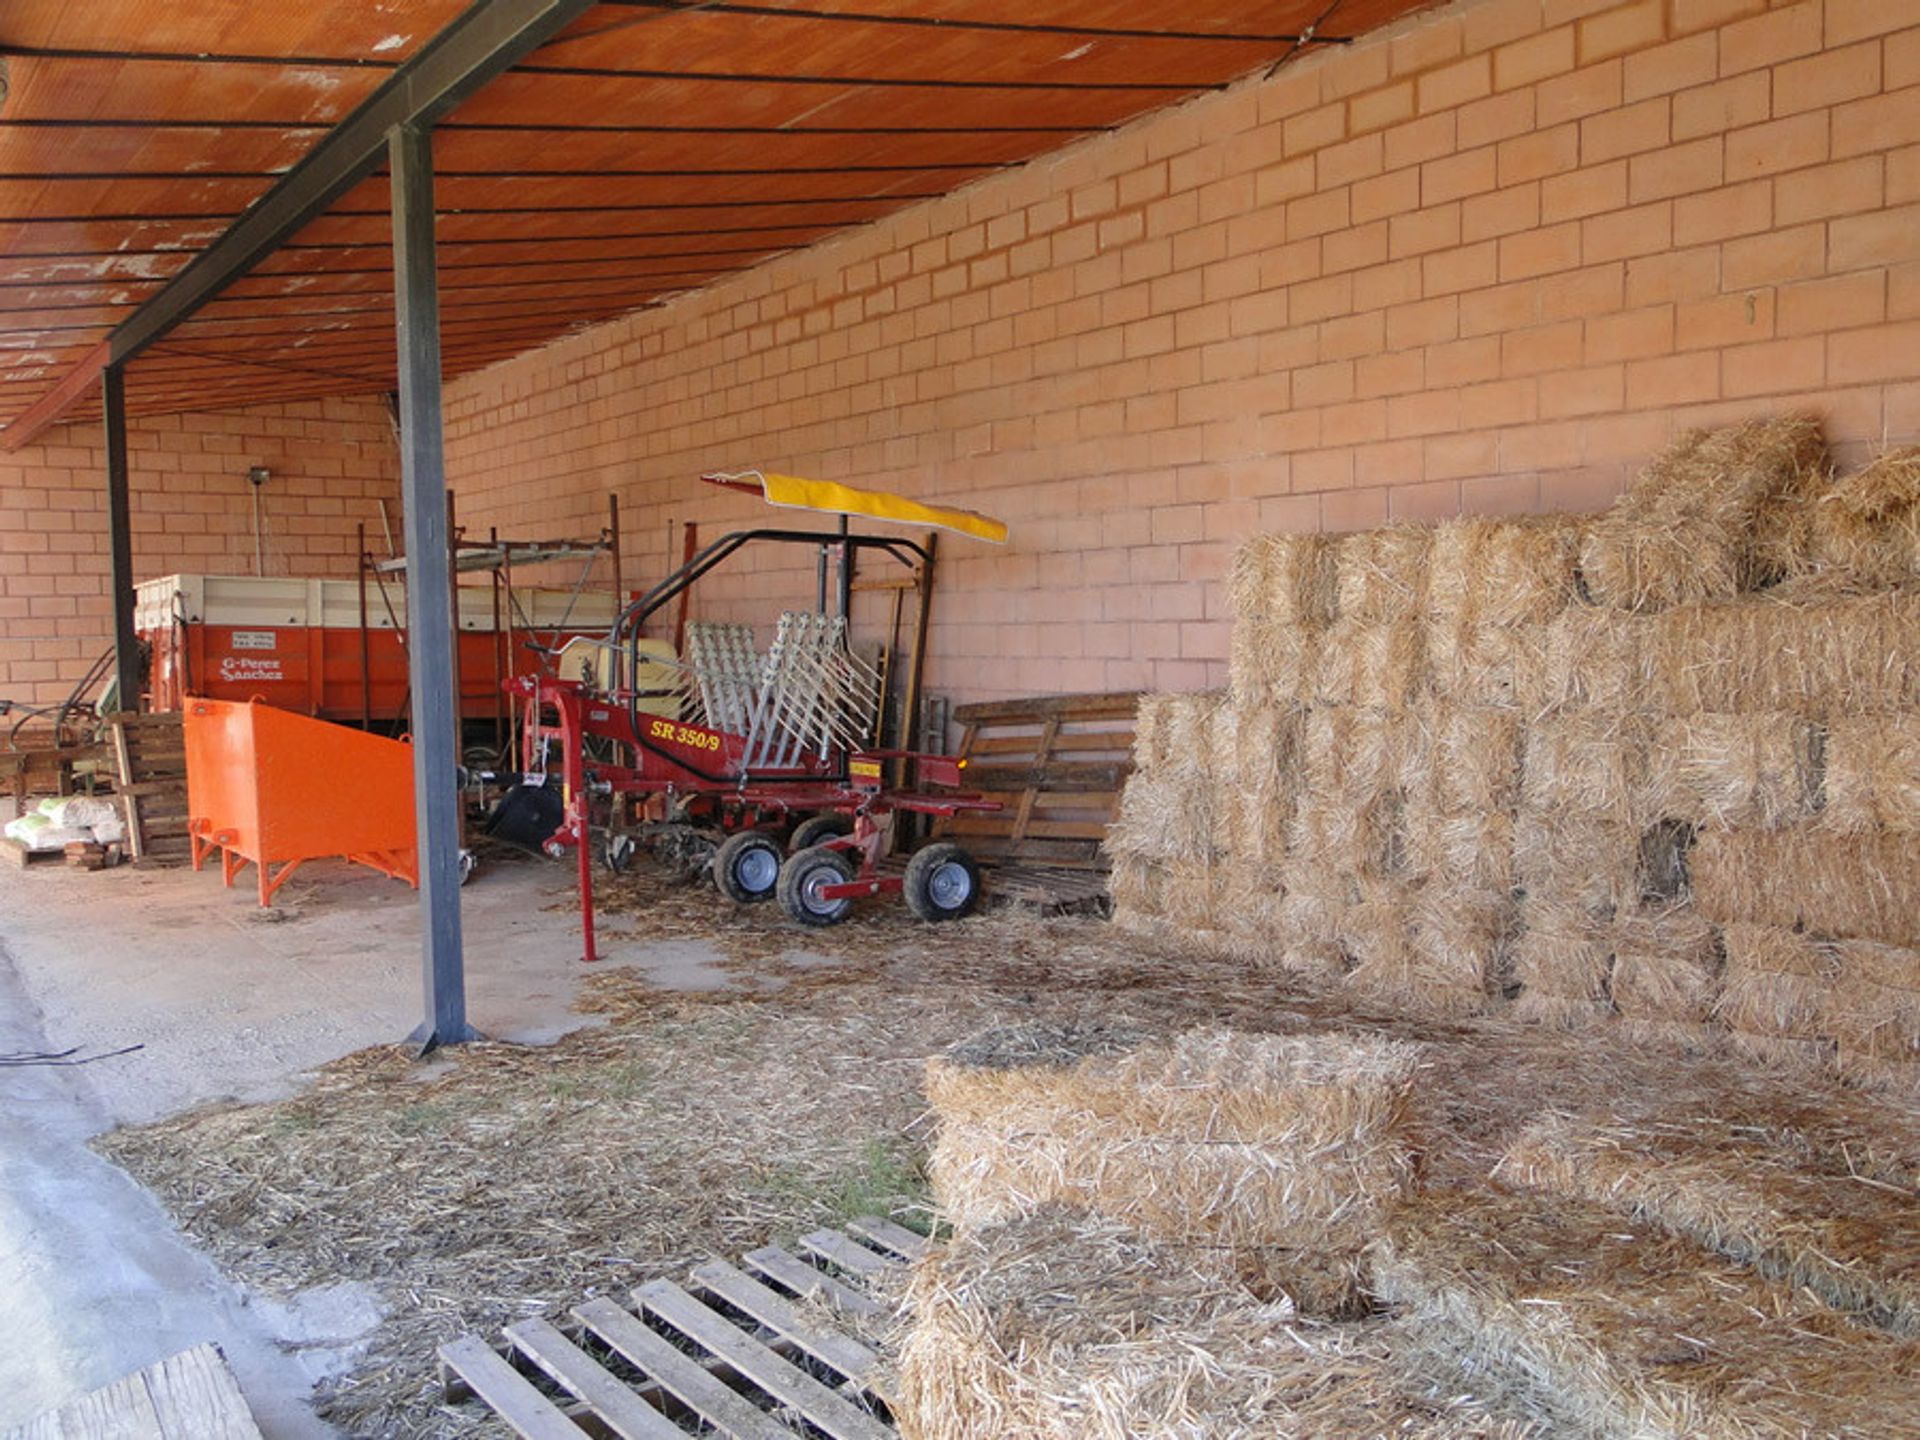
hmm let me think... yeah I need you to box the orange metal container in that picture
[184,697,419,906]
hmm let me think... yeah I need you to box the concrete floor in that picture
[0,845,735,1436]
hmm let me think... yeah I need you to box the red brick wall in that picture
[0,397,401,706]
[441,0,1920,706]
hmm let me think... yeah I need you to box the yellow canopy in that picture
[702,470,1009,545]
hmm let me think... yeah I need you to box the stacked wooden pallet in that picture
[440,1218,916,1437]
[932,691,1138,908]
[107,711,192,866]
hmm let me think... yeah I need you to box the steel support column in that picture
[101,365,140,710]
[391,121,476,1053]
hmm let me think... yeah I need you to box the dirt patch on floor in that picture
[97,867,1920,1436]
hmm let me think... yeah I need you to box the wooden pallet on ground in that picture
[931,691,1138,908]
[106,711,191,867]
[0,835,65,869]
[2,735,110,810]
[440,1218,919,1438]
[6,1341,264,1440]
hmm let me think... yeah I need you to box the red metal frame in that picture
[508,675,998,962]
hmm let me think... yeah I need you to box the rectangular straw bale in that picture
[1206,705,1247,859]
[1226,704,1303,863]
[1373,1187,1920,1440]
[1512,903,1614,1007]
[1227,530,1338,631]
[1820,940,1920,1073]
[1228,619,1314,709]
[893,1209,1537,1440]
[1823,713,1920,834]
[1513,813,1641,920]
[1540,605,1651,713]
[1578,418,1827,613]
[1647,712,1818,830]
[1277,878,1351,980]
[1405,803,1516,893]
[1131,693,1179,773]
[1342,888,1509,1019]
[1520,713,1655,824]
[1425,705,1525,815]
[1715,923,1837,1040]
[1495,1113,1920,1336]
[1331,524,1432,622]
[1107,854,1164,928]
[1691,827,1920,946]
[1428,515,1581,628]
[1650,584,1920,715]
[1106,770,1211,866]
[1810,445,1920,589]
[1216,858,1288,957]
[1427,618,1549,710]
[1311,617,1427,710]
[1608,905,1721,1024]
[925,1026,1423,1315]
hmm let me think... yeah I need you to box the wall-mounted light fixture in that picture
[248,466,271,575]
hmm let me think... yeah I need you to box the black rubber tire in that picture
[714,830,783,904]
[903,842,982,922]
[787,812,854,854]
[777,844,858,927]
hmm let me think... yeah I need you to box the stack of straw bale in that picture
[1495,1110,1920,1334]
[1373,1187,1920,1439]
[892,1209,1536,1440]
[1111,418,1920,1071]
[923,1024,1422,1315]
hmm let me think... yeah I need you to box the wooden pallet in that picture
[933,691,1138,900]
[0,835,66,869]
[440,1218,924,1438]
[7,1341,264,1439]
[106,712,191,867]
[2,736,110,809]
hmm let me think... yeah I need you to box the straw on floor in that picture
[892,1207,1539,1440]
[1373,1187,1920,1440]
[1496,1110,1920,1335]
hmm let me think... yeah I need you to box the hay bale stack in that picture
[1811,445,1920,587]
[1649,581,1920,715]
[1496,1111,1920,1335]
[1691,827,1920,948]
[893,1209,1534,1440]
[1227,532,1335,707]
[1227,531,1338,631]
[1579,418,1827,612]
[1540,606,1650,714]
[1426,516,1574,712]
[1332,524,1432,623]
[1715,924,1836,1053]
[1824,713,1920,834]
[1107,692,1228,938]
[1510,906,1614,1029]
[1311,616,1427,709]
[1608,906,1722,1044]
[925,1025,1422,1314]
[1821,939,1920,1085]
[1428,515,1581,630]
[1373,1188,1920,1440]
[1647,712,1818,830]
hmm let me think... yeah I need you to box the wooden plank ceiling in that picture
[0,0,1433,432]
